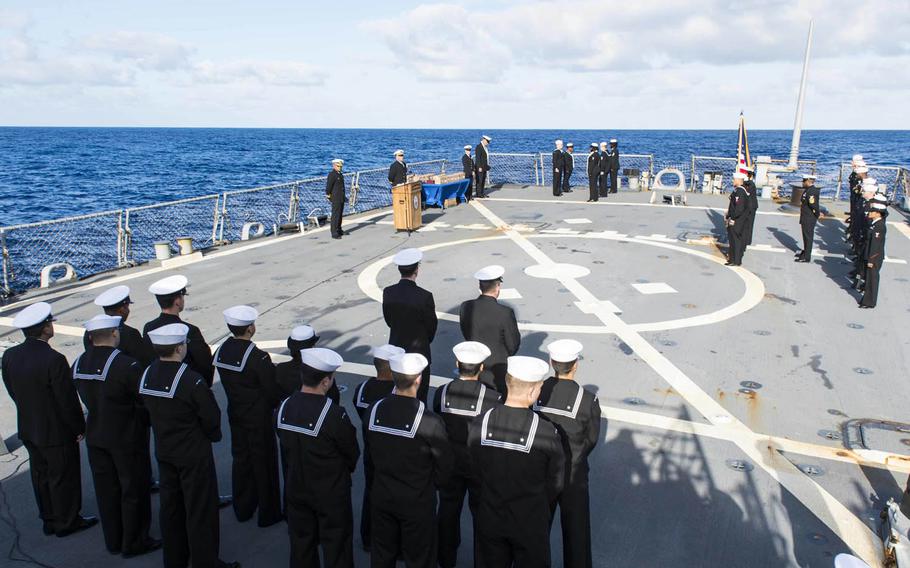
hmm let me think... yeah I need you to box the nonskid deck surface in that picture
[1,184,909,567]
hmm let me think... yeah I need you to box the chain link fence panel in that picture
[125,194,220,264]
[488,153,539,186]
[405,159,448,177]
[836,163,904,202]
[219,182,298,242]
[539,152,653,191]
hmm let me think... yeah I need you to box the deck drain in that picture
[818,430,842,441]
[853,367,873,375]
[738,388,756,396]
[659,340,677,347]
[657,255,669,259]
[795,319,807,324]
[725,459,754,472]
[593,260,605,264]
[847,323,864,330]
[622,397,645,406]
[827,409,847,417]
[443,277,456,282]
[799,464,825,476]
[740,381,763,390]
[753,330,771,336]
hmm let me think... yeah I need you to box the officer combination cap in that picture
[507,356,550,383]
[12,302,55,329]
[393,248,423,266]
[482,135,492,142]
[802,173,817,180]
[394,149,405,156]
[290,325,316,341]
[94,285,132,308]
[547,339,583,363]
[733,172,747,180]
[331,158,344,165]
[600,141,607,146]
[855,165,869,174]
[590,142,598,148]
[84,314,122,332]
[148,323,189,345]
[149,274,188,296]
[871,193,889,204]
[223,305,258,327]
[852,154,864,163]
[300,347,344,373]
[566,142,573,148]
[371,344,406,361]
[871,202,888,211]
[609,138,617,144]
[452,341,491,365]
[389,352,428,375]
[464,145,472,150]
[474,264,505,282]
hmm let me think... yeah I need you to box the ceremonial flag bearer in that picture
[83,285,155,366]
[534,340,601,568]
[433,341,502,568]
[1,303,97,537]
[365,353,453,568]
[277,348,360,568]
[214,305,283,527]
[468,356,565,568]
[74,314,160,557]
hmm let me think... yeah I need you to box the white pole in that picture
[788,20,813,169]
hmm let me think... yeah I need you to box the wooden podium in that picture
[392,182,422,232]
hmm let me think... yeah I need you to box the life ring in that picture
[652,168,687,191]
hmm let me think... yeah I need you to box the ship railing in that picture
[488,153,540,186]
[123,194,221,265]
[689,156,818,196]
[491,152,655,190]
[835,163,905,203]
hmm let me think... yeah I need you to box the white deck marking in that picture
[564,218,592,224]
[497,288,523,300]
[525,263,591,279]
[484,196,800,216]
[575,300,622,314]
[539,228,580,235]
[888,221,910,242]
[469,199,884,566]
[631,282,678,295]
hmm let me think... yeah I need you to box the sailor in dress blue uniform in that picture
[82,285,155,366]
[276,325,341,403]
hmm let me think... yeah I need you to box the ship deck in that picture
[2,183,910,567]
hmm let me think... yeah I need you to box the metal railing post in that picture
[1,229,9,297]
[123,210,133,265]
[116,211,125,267]
[690,155,696,192]
[540,154,546,186]
[835,165,843,201]
[217,193,228,243]
[534,158,540,186]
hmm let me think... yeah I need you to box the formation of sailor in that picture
[432,341,502,568]
[381,248,438,402]
[325,158,346,240]
[462,145,475,201]
[1,303,97,538]
[276,324,340,403]
[74,314,159,557]
[458,264,521,394]
[552,140,565,197]
[364,352,453,567]
[468,356,566,567]
[563,142,575,194]
[603,138,620,194]
[141,323,240,568]
[742,166,759,247]
[82,285,155,365]
[352,344,405,550]
[535,340,601,568]
[388,149,408,186]
[277,347,359,568]
[474,135,491,198]
[586,143,600,202]
[214,306,283,527]
[794,174,821,263]
[724,172,749,266]
[143,274,215,386]
[858,189,889,309]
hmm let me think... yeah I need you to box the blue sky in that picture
[1,0,908,128]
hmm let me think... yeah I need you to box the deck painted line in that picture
[575,300,622,315]
[564,218,592,224]
[540,228,580,235]
[631,282,678,295]
[470,199,884,566]
[888,221,910,242]
[453,223,494,231]
[497,288,523,300]
[483,196,801,217]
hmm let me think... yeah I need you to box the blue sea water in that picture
[1,127,908,226]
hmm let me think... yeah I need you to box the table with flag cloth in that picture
[421,179,470,209]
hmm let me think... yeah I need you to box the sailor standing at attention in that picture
[563,142,575,194]
[459,265,521,394]
[468,356,565,568]
[352,344,405,551]
[277,348,360,568]
[849,164,869,253]
[586,143,600,202]
[1,303,97,538]
[144,274,214,386]
[388,149,408,187]
[794,174,820,263]
[214,306,283,527]
[474,135,491,198]
[552,140,564,197]
[605,138,620,194]
[597,142,609,198]
[83,285,155,366]
[742,166,759,248]
[846,155,865,243]
[74,314,161,557]
[141,323,239,568]
[433,341,502,568]
[725,172,749,266]
[859,200,888,309]
[382,248,438,403]
[275,324,340,403]
[326,158,346,240]
[534,340,601,568]
[462,145,475,201]
[365,353,453,568]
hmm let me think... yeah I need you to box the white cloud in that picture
[81,31,193,71]
[192,59,327,86]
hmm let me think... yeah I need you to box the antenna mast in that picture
[788,20,813,169]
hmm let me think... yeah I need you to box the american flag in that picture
[736,111,752,175]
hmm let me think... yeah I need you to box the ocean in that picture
[2,128,909,227]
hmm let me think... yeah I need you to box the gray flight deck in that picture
[1,183,909,567]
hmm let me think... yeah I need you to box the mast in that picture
[788,20,813,169]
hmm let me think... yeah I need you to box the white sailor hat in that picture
[94,285,132,308]
[149,274,188,296]
[452,341,491,365]
[609,138,617,144]
[332,158,344,165]
[871,202,888,211]
[371,344,406,361]
[506,356,550,383]
[290,325,316,342]
[555,139,563,145]
[566,142,573,148]
[148,323,189,345]
[599,141,607,146]
[733,172,747,180]
[393,248,423,266]
[482,135,492,142]
[852,154,864,163]
[223,305,258,327]
[590,142,598,148]
[394,149,405,156]
[871,193,888,203]
[464,145,472,150]
[802,173,817,180]
[389,352,428,375]
[12,302,55,329]
[547,339,583,363]
[474,264,505,281]
[84,314,122,332]
[855,165,869,174]
[300,347,344,373]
